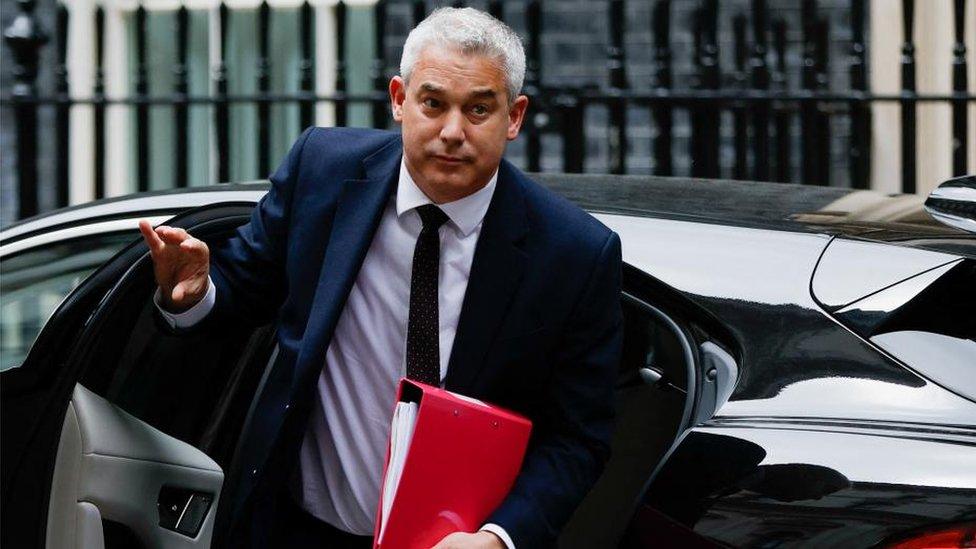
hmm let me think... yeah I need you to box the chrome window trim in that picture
[0,188,267,242]
[0,216,168,259]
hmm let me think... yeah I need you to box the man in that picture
[139,8,622,549]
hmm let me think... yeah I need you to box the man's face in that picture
[390,45,528,204]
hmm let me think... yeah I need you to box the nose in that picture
[439,108,465,147]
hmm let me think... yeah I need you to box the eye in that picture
[422,97,441,109]
[470,104,490,116]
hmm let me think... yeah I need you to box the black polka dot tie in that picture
[406,204,449,386]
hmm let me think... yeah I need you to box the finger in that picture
[157,226,190,245]
[181,240,211,264]
[179,237,207,254]
[138,220,164,253]
[155,226,175,244]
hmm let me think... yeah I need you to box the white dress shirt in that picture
[155,159,515,548]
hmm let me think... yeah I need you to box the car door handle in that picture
[638,366,663,385]
[617,365,686,395]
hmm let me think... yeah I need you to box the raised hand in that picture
[138,220,210,313]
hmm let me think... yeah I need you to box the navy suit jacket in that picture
[204,127,623,547]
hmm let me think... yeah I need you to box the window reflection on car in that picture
[0,232,137,371]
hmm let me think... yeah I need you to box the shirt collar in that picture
[395,157,498,237]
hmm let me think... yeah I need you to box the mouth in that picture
[432,154,468,165]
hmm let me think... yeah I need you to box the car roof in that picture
[3,175,973,256]
[534,173,974,257]
[535,173,965,236]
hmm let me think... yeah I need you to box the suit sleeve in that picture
[202,126,316,330]
[486,231,624,547]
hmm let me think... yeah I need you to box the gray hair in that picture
[399,7,526,103]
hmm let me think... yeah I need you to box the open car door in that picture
[2,203,277,549]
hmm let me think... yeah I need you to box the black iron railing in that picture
[2,0,974,222]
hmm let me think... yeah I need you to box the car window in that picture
[834,258,976,401]
[0,231,137,372]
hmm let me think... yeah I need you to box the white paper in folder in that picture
[379,401,419,541]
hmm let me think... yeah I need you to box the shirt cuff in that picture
[153,276,216,329]
[480,523,515,549]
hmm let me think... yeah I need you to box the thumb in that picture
[171,283,186,304]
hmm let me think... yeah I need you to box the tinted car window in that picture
[0,232,136,371]
[835,258,976,401]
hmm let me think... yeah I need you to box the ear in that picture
[390,76,406,123]
[507,95,529,141]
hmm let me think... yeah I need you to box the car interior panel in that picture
[46,384,223,549]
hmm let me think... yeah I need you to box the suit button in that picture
[284,404,290,411]
[251,469,258,476]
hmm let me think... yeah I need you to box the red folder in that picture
[372,378,532,549]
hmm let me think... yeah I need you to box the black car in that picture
[2,175,974,549]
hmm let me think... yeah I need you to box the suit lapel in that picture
[292,136,402,391]
[445,160,529,394]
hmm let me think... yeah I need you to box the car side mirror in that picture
[924,175,976,234]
